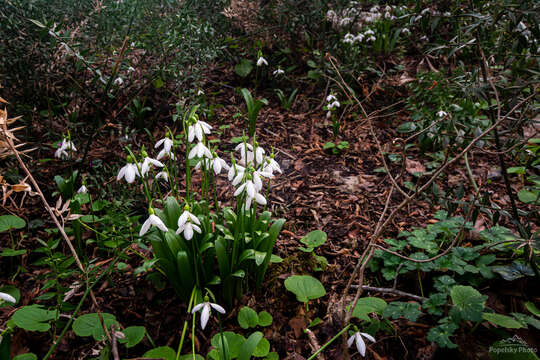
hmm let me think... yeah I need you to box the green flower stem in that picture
[306,324,351,360]
[176,288,196,360]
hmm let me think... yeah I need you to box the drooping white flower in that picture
[366,36,376,42]
[176,208,201,240]
[210,154,230,175]
[328,100,341,110]
[155,137,174,153]
[326,94,337,102]
[141,157,164,176]
[273,68,285,76]
[401,28,410,35]
[253,169,273,191]
[114,77,124,86]
[139,213,168,236]
[257,57,268,67]
[343,33,355,44]
[188,120,212,143]
[157,148,176,160]
[117,163,139,183]
[437,110,448,117]
[55,138,77,159]
[197,89,205,96]
[228,164,246,185]
[364,29,375,36]
[354,34,364,43]
[191,300,226,330]
[155,171,168,181]
[0,292,16,304]
[188,142,212,159]
[347,331,376,357]
[263,156,282,175]
[77,185,88,194]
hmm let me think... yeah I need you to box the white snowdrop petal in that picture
[255,192,267,205]
[355,334,366,357]
[210,303,226,314]
[192,303,205,313]
[200,304,210,329]
[0,292,16,304]
[184,223,194,240]
[139,218,151,236]
[234,183,246,196]
[360,333,376,343]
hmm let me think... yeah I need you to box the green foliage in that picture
[0,215,26,232]
[12,305,58,332]
[284,275,326,303]
[119,326,147,348]
[240,88,268,138]
[72,313,119,341]
[351,297,387,321]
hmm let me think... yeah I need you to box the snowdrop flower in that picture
[370,5,379,12]
[210,153,229,175]
[155,136,174,153]
[327,100,341,110]
[55,138,77,159]
[176,206,201,240]
[155,171,168,181]
[117,157,139,183]
[385,5,392,12]
[253,169,273,191]
[139,209,168,236]
[188,142,212,159]
[354,34,364,42]
[401,28,410,35]
[437,110,448,117]
[517,22,527,31]
[384,12,391,19]
[188,120,212,143]
[127,66,135,74]
[367,35,376,42]
[364,29,375,36]
[0,292,16,304]
[326,94,337,102]
[192,297,226,330]
[273,68,285,76]
[257,57,268,67]
[77,185,88,194]
[228,164,246,185]
[347,331,376,357]
[141,154,164,176]
[421,8,430,15]
[197,89,205,96]
[113,77,124,86]
[343,33,355,44]
[263,155,282,175]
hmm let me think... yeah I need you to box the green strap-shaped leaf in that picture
[215,237,231,278]
[238,332,263,360]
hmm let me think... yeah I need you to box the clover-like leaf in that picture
[383,301,422,322]
[238,306,259,329]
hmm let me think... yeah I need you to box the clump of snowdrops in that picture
[116,105,285,312]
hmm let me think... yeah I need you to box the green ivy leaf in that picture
[238,306,259,329]
[422,293,447,316]
[449,285,487,322]
[284,275,326,303]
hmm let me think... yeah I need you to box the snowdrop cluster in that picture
[327,2,408,31]
[325,94,341,118]
[117,108,282,241]
[54,138,77,159]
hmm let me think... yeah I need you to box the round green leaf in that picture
[142,346,176,360]
[73,313,118,341]
[284,275,326,303]
[119,326,146,348]
[253,337,270,357]
[300,230,327,249]
[0,215,26,232]
[238,306,259,329]
[257,311,273,327]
